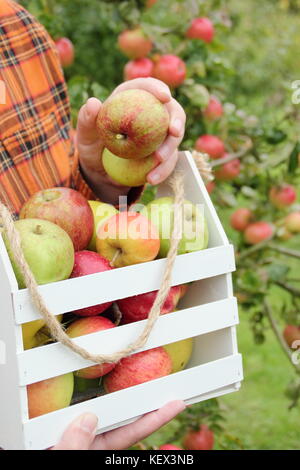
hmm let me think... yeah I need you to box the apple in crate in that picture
[104,347,172,393]
[96,89,169,160]
[70,251,113,316]
[20,187,94,251]
[102,148,157,187]
[27,373,74,419]
[22,315,62,350]
[3,219,75,288]
[96,212,160,268]
[164,338,193,373]
[142,197,209,258]
[117,285,182,324]
[66,316,116,379]
[87,201,118,252]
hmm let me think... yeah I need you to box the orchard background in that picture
[19,0,300,449]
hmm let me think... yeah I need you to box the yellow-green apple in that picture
[55,37,75,67]
[102,148,157,187]
[22,314,63,350]
[118,28,152,59]
[104,347,172,393]
[186,17,215,43]
[285,212,300,233]
[117,285,182,324]
[3,219,75,288]
[96,212,160,268]
[96,89,169,160]
[70,251,113,316]
[124,58,154,80]
[164,338,193,373]
[87,201,118,252]
[195,135,225,159]
[27,373,74,419]
[204,96,223,121]
[244,221,274,245]
[152,54,186,88]
[230,208,253,232]
[142,197,209,258]
[283,325,300,348]
[20,187,94,251]
[66,316,116,379]
[269,184,297,209]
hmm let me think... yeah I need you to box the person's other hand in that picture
[51,400,185,450]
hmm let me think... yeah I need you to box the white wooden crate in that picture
[0,151,243,450]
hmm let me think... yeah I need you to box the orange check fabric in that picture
[0,0,96,216]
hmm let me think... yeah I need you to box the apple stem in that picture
[34,224,43,235]
[110,248,121,268]
[116,133,126,141]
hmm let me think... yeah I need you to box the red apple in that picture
[118,28,152,59]
[284,212,300,233]
[214,157,241,181]
[104,347,172,392]
[183,424,214,450]
[179,283,190,299]
[269,184,297,209]
[117,285,182,324]
[55,37,75,67]
[70,251,113,316]
[146,0,157,7]
[153,55,186,88]
[159,444,183,450]
[204,96,223,121]
[206,181,215,194]
[96,212,160,268]
[124,57,154,80]
[67,316,116,379]
[230,208,253,232]
[283,325,300,348]
[186,17,215,43]
[20,187,94,251]
[195,135,225,159]
[244,221,274,245]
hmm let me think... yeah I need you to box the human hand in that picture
[76,78,186,202]
[51,400,185,450]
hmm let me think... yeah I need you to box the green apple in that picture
[164,338,193,373]
[74,376,100,393]
[141,197,209,258]
[102,148,156,187]
[87,200,118,251]
[3,218,75,288]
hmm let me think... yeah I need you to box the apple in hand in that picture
[20,187,94,251]
[142,197,209,258]
[3,219,75,288]
[124,58,154,80]
[183,424,214,450]
[70,251,113,316]
[87,201,118,252]
[164,338,193,373]
[118,28,152,59]
[104,347,172,393]
[102,148,157,187]
[117,285,182,324]
[186,17,215,43]
[66,316,116,379]
[27,373,74,419]
[55,37,75,67]
[195,135,225,159]
[96,212,160,268]
[97,89,169,160]
[153,54,186,88]
[283,325,300,348]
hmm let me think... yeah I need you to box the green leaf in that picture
[288,142,300,173]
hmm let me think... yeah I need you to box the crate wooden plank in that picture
[17,297,238,385]
[13,244,235,324]
[22,353,242,450]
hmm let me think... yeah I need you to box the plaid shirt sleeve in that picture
[0,0,100,216]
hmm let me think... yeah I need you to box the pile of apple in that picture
[3,90,209,420]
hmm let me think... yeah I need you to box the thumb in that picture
[77,97,102,146]
[52,413,98,450]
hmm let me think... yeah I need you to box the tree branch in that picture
[211,136,253,168]
[274,281,300,298]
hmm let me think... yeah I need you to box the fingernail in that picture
[171,118,182,135]
[78,413,98,434]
